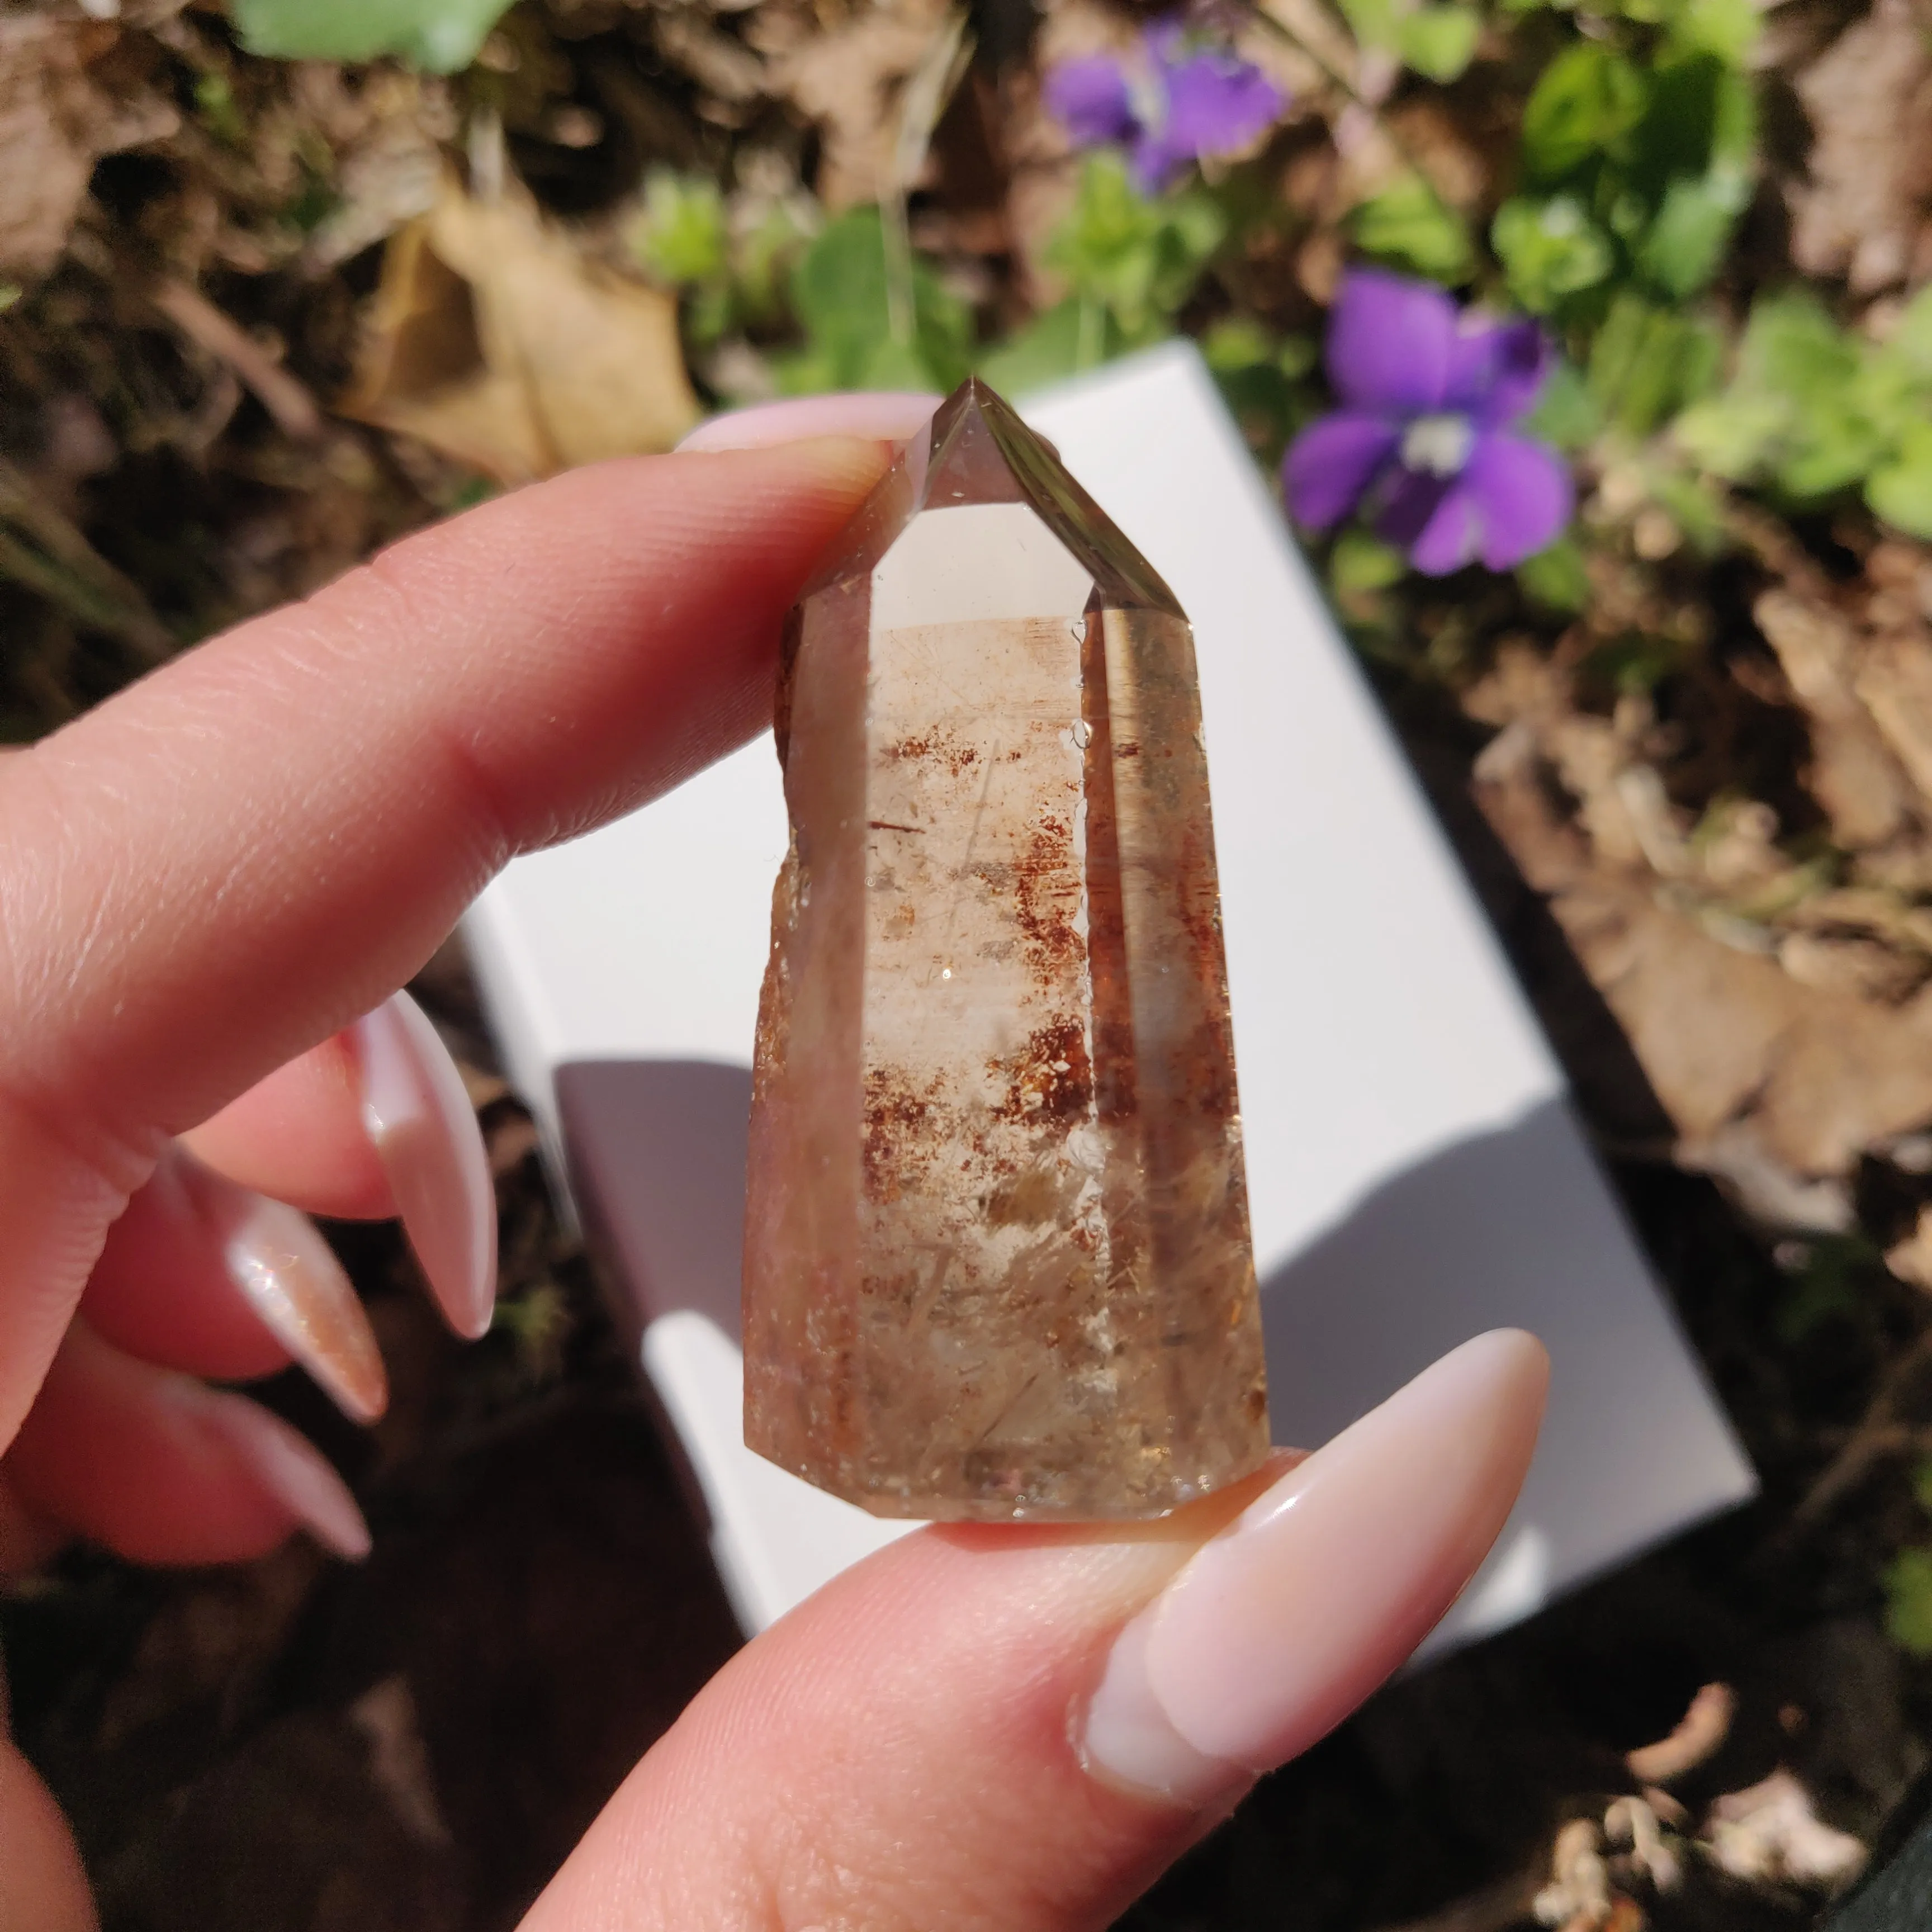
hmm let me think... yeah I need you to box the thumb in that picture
[522,1331,1547,1932]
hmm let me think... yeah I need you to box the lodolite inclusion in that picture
[742,376,1269,1521]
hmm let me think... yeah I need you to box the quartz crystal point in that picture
[743,377,1269,1521]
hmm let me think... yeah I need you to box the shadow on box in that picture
[551,1058,1697,1654]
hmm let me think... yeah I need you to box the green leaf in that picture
[1674,390,1789,478]
[1886,283,1932,382]
[1636,168,1748,297]
[1522,43,1649,183]
[1491,195,1614,313]
[1589,292,1722,437]
[1045,152,1225,339]
[789,207,973,390]
[1645,466,1730,552]
[229,0,514,70]
[1912,1455,1932,1516]
[1349,173,1474,283]
[193,71,248,146]
[1668,0,1761,64]
[1517,537,1592,610]
[1523,356,1603,450]
[1868,422,1932,539]
[1396,5,1481,79]
[1330,530,1408,593]
[631,171,729,288]
[1200,315,1280,372]
[1198,321,1312,457]
[976,299,1124,396]
[1887,1548,1932,1657]
[1336,0,1401,46]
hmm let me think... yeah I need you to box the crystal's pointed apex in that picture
[921,376,1186,619]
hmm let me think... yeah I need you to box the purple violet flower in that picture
[1046,20,1285,193]
[1284,268,1574,575]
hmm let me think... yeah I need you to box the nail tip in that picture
[352,990,501,1345]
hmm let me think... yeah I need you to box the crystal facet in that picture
[743,377,1269,1521]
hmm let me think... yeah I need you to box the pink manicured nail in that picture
[191,1389,372,1561]
[177,1153,387,1424]
[349,992,496,1340]
[676,392,940,453]
[1079,1330,1549,1808]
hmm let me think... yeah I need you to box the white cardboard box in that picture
[465,342,1756,1644]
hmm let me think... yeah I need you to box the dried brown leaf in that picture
[1787,0,1932,294]
[1476,750,1932,1190]
[1704,1770,1867,1889]
[1754,986,1932,1175]
[1884,1203,1932,1291]
[771,0,954,209]
[342,173,698,484]
[0,16,177,279]
[1756,589,1915,847]
[1551,882,1805,1144]
[1857,631,1932,803]
[1778,930,1929,1002]
[1625,1682,1735,1785]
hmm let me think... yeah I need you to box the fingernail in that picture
[349,992,497,1339]
[676,392,939,453]
[176,1153,388,1424]
[1078,1330,1549,1808]
[192,1390,373,1561]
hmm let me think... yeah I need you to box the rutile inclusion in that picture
[742,376,1269,1521]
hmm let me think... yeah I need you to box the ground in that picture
[4,1,1932,1926]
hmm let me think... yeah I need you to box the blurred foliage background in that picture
[6,0,1932,1925]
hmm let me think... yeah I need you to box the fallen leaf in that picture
[1532,1818,1614,1931]
[769,0,955,210]
[1704,1770,1867,1888]
[1546,879,1806,1146]
[1755,589,1915,849]
[0,16,177,279]
[1625,1682,1734,1785]
[1857,629,1932,803]
[1884,1204,1932,1292]
[342,172,698,482]
[1754,984,1932,1176]
[1475,738,1932,1200]
[1786,0,1932,295]
[1779,930,1929,1003]
[1603,1794,1683,1893]
[346,1676,451,1848]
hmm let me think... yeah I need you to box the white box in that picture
[465,342,1755,1643]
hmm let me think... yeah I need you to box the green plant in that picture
[1491,34,1757,319]
[770,207,973,394]
[1674,286,1932,536]
[1886,1549,1932,1657]
[973,152,1232,396]
[1337,0,1485,82]
[228,0,515,72]
[1350,174,1476,284]
[1044,151,1227,346]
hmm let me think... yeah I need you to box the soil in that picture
[4,3,1932,1928]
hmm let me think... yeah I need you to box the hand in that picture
[0,395,1547,1932]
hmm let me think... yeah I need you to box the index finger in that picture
[0,434,893,1442]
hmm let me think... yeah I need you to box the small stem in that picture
[1771,1325,1932,1555]
[882,9,973,352]
[0,461,171,661]
[1076,295,1101,371]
